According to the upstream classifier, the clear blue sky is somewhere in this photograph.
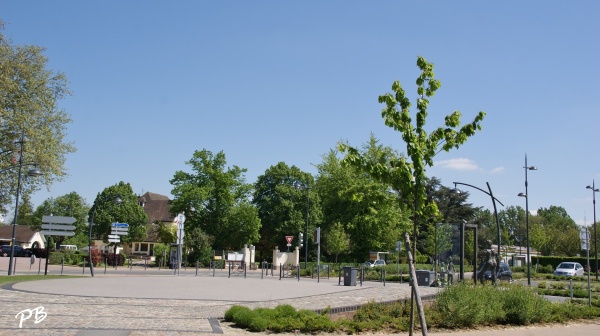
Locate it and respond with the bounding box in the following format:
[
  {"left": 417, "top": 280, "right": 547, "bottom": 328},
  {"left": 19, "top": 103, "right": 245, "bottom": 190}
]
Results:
[{"left": 1, "top": 1, "right": 599, "bottom": 226}]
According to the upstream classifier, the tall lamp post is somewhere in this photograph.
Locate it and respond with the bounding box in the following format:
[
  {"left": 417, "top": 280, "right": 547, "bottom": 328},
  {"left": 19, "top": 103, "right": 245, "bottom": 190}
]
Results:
[
  {"left": 3, "top": 134, "right": 43, "bottom": 275},
  {"left": 452, "top": 181, "right": 504, "bottom": 279},
  {"left": 586, "top": 181, "right": 599, "bottom": 281},
  {"left": 293, "top": 181, "right": 309, "bottom": 269},
  {"left": 517, "top": 154, "right": 537, "bottom": 286},
  {"left": 88, "top": 196, "right": 122, "bottom": 277}
]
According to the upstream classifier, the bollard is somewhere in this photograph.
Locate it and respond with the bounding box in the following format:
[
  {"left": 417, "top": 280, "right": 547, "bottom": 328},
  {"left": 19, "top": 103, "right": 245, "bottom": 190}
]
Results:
[
  {"left": 83, "top": 259, "right": 86, "bottom": 274},
  {"left": 360, "top": 266, "right": 364, "bottom": 287},
  {"left": 104, "top": 256, "right": 107, "bottom": 274},
  {"left": 338, "top": 267, "right": 342, "bottom": 285},
  {"left": 195, "top": 261, "right": 198, "bottom": 276},
  {"left": 297, "top": 264, "right": 300, "bottom": 281},
  {"left": 145, "top": 258, "right": 148, "bottom": 271},
  {"left": 129, "top": 257, "right": 133, "bottom": 271},
  {"left": 570, "top": 279, "right": 573, "bottom": 299},
  {"left": 61, "top": 257, "right": 64, "bottom": 275},
  {"left": 38, "top": 257, "right": 42, "bottom": 275},
  {"left": 400, "top": 269, "right": 403, "bottom": 284},
  {"left": 311, "top": 265, "right": 314, "bottom": 279},
  {"left": 383, "top": 268, "right": 386, "bottom": 287},
  {"left": 13, "top": 258, "right": 17, "bottom": 275},
  {"left": 244, "top": 262, "right": 247, "bottom": 278},
  {"left": 228, "top": 261, "right": 231, "bottom": 278},
  {"left": 213, "top": 262, "right": 216, "bottom": 277},
  {"left": 279, "top": 264, "right": 282, "bottom": 280}
]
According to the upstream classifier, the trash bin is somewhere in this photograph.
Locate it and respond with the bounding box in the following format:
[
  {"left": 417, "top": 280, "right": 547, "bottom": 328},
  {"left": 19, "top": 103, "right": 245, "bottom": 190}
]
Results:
[
  {"left": 415, "top": 270, "right": 436, "bottom": 286},
  {"left": 343, "top": 266, "right": 357, "bottom": 286}
]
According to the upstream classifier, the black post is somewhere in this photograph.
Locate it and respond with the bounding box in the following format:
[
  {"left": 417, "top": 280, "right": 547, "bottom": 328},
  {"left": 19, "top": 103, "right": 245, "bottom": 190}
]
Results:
[
  {"left": 8, "top": 136, "right": 25, "bottom": 276},
  {"left": 459, "top": 222, "right": 464, "bottom": 282}
]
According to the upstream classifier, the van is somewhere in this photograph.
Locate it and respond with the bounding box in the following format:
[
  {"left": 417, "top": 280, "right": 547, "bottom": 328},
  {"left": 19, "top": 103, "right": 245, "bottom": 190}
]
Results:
[{"left": 59, "top": 245, "right": 78, "bottom": 251}]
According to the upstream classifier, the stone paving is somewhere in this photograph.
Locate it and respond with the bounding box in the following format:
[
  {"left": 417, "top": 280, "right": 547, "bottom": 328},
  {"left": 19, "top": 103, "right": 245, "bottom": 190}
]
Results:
[{"left": 0, "top": 260, "right": 440, "bottom": 335}]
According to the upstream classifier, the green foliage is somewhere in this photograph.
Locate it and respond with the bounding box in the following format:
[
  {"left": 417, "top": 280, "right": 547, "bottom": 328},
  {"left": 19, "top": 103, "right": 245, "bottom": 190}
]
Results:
[
  {"left": 435, "top": 283, "right": 505, "bottom": 327},
  {"left": 153, "top": 243, "right": 168, "bottom": 266},
  {"left": 31, "top": 192, "right": 91, "bottom": 246},
  {"left": 323, "top": 221, "right": 350, "bottom": 263},
  {"left": 170, "top": 149, "right": 260, "bottom": 251},
  {"left": 224, "top": 304, "right": 337, "bottom": 333},
  {"left": 339, "top": 56, "right": 485, "bottom": 257},
  {"left": 48, "top": 251, "right": 84, "bottom": 265},
  {"left": 252, "top": 162, "right": 320, "bottom": 255},
  {"left": 89, "top": 182, "right": 148, "bottom": 243}
]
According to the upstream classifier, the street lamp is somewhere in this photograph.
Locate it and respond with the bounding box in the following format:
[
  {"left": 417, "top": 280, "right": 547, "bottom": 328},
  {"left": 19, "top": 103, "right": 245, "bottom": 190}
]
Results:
[
  {"left": 293, "top": 181, "right": 309, "bottom": 269},
  {"left": 88, "top": 196, "right": 122, "bottom": 277},
  {"left": 2, "top": 135, "right": 43, "bottom": 275},
  {"left": 518, "top": 154, "right": 537, "bottom": 286},
  {"left": 586, "top": 181, "right": 599, "bottom": 281},
  {"left": 452, "top": 181, "right": 504, "bottom": 280}
]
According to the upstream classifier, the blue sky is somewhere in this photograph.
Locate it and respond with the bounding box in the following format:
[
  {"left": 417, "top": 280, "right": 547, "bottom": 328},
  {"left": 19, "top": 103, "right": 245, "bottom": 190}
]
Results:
[{"left": 1, "top": 1, "right": 599, "bottom": 226}]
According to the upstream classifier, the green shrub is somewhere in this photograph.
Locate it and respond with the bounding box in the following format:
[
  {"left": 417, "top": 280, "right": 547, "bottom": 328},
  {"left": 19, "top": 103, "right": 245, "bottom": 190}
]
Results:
[
  {"left": 537, "top": 281, "right": 547, "bottom": 289},
  {"left": 434, "top": 283, "right": 504, "bottom": 328},
  {"left": 501, "top": 284, "right": 551, "bottom": 324}
]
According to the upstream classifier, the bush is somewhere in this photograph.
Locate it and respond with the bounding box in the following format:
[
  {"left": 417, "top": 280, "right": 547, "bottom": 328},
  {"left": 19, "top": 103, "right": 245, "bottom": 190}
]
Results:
[
  {"left": 501, "top": 284, "right": 551, "bottom": 324},
  {"left": 434, "top": 283, "right": 504, "bottom": 328}
]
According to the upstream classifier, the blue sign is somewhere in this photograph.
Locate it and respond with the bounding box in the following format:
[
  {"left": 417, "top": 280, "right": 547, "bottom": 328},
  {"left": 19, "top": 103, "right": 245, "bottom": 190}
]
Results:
[{"left": 111, "top": 222, "right": 129, "bottom": 228}]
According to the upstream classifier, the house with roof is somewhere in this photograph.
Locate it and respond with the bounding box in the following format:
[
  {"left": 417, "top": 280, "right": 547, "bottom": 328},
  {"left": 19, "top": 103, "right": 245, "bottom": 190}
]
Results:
[
  {"left": 0, "top": 225, "right": 45, "bottom": 249},
  {"left": 123, "top": 192, "right": 176, "bottom": 258}
]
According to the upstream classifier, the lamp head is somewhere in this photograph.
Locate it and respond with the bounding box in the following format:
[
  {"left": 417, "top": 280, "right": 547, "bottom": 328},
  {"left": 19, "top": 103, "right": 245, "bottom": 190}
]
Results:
[
  {"left": 27, "top": 168, "right": 43, "bottom": 177},
  {"left": 527, "top": 166, "right": 537, "bottom": 171},
  {"left": 518, "top": 192, "right": 527, "bottom": 198}
]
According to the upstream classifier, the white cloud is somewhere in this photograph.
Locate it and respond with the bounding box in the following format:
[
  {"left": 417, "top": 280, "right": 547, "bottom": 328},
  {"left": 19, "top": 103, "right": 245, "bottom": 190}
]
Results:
[
  {"left": 489, "top": 167, "right": 506, "bottom": 174},
  {"left": 435, "top": 158, "right": 479, "bottom": 171}
]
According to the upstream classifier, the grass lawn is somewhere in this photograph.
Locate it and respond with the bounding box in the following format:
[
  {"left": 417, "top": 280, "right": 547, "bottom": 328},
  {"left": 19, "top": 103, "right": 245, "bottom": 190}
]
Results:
[{"left": 0, "top": 275, "right": 83, "bottom": 285}]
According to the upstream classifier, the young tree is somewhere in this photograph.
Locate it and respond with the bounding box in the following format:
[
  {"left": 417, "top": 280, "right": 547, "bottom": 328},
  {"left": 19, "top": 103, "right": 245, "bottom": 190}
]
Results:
[
  {"left": 170, "top": 149, "right": 260, "bottom": 251},
  {"left": 0, "top": 22, "right": 75, "bottom": 213},
  {"left": 339, "top": 56, "right": 486, "bottom": 256},
  {"left": 323, "top": 221, "right": 350, "bottom": 263}
]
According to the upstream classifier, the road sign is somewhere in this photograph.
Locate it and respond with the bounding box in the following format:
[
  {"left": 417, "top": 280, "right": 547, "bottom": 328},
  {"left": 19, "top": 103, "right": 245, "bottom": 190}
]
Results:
[
  {"left": 42, "top": 215, "right": 76, "bottom": 225},
  {"left": 285, "top": 236, "right": 293, "bottom": 245},
  {"left": 111, "top": 231, "right": 128, "bottom": 236},
  {"left": 111, "top": 223, "right": 129, "bottom": 228},
  {"left": 40, "top": 230, "right": 75, "bottom": 237},
  {"left": 108, "top": 238, "right": 120, "bottom": 243},
  {"left": 108, "top": 235, "right": 119, "bottom": 239},
  {"left": 41, "top": 224, "right": 76, "bottom": 231},
  {"left": 396, "top": 241, "right": 402, "bottom": 252},
  {"left": 580, "top": 229, "right": 589, "bottom": 241}
]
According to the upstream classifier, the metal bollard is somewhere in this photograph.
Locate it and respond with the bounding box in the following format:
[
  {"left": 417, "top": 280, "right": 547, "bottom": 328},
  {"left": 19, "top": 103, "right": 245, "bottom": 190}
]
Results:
[
  {"left": 244, "top": 262, "right": 247, "bottom": 278},
  {"left": 195, "top": 261, "right": 198, "bottom": 276},
  {"left": 338, "top": 267, "right": 342, "bottom": 285},
  {"left": 279, "top": 263, "right": 282, "bottom": 280},
  {"left": 297, "top": 264, "right": 300, "bottom": 281},
  {"left": 83, "top": 259, "right": 86, "bottom": 274},
  {"left": 61, "top": 257, "right": 64, "bottom": 275},
  {"left": 129, "top": 257, "right": 133, "bottom": 270},
  {"left": 104, "top": 256, "right": 107, "bottom": 274},
  {"left": 38, "top": 257, "right": 42, "bottom": 275},
  {"left": 383, "top": 268, "right": 386, "bottom": 287},
  {"left": 145, "top": 258, "right": 148, "bottom": 271}
]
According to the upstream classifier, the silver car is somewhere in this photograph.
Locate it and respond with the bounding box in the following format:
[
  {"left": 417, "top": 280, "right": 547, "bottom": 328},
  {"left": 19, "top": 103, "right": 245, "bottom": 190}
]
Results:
[{"left": 553, "top": 262, "right": 584, "bottom": 277}]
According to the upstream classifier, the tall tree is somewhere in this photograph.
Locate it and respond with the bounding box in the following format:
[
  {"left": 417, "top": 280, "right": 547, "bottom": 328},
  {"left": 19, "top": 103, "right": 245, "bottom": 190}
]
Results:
[
  {"left": 32, "top": 192, "right": 90, "bottom": 247},
  {"left": 316, "top": 138, "right": 410, "bottom": 260},
  {"left": 0, "top": 22, "right": 75, "bottom": 213},
  {"left": 170, "top": 149, "right": 260, "bottom": 251},
  {"left": 89, "top": 182, "right": 148, "bottom": 244},
  {"left": 252, "top": 162, "right": 321, "bottom": 259},
  {"left": 323, "top": 221, "right": 350, "bottom": 263},
  {"left": 339, "top": 56, "right": 486, "bottom": 257}
]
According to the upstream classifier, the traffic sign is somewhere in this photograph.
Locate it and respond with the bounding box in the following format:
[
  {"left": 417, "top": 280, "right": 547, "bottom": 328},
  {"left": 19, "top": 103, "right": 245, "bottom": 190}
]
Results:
[
  {"left": 111, "top": 231, "right": 128, "bottom": 236},
  {"left": 42, "top": 215, "right": 76, "bottom": 225},
  {"left": 111, "top": 223, "right": 129, "bottom": 228},
  {"left": 40, "top": 230, "right": 75, "bottom": 237},
  {"left": 285, "top": 236, "right": 293, "bottom": 244},
  {"left": 108, "top": 235, "right": 120, "bottom": 239},
  {"left": 108, "top": 238, "right": 120, "bottom": 243},
  {"left": 41, "top": 224, "right": 76, "bottom": 231}
]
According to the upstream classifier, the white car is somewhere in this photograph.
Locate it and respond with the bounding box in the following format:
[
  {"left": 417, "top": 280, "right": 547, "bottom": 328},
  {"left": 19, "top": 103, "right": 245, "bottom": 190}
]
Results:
[
  {"left": 553, "top": 262, "right": 584, "bottom": 277},
  {"left": 372, "top": 259, "right": 386, "bottom": 267}
]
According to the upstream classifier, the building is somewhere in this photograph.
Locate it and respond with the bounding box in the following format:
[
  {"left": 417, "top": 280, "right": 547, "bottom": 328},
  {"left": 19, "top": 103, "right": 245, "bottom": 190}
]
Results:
[{"left": 0, "top": 225, "right": 45, "bottom": 249}]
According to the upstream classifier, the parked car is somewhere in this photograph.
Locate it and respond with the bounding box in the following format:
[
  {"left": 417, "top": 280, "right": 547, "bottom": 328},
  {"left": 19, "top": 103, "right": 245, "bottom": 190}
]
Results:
[
  {"left": 372, "top": 259, "right": 386, "bottom": 267},
  {"left": 1, "top": 245, "right": 33, "bottom": 257},
  {"left": 363, "top": 260, "right": 374, "bottom": 268},
  {"left": 477, "top": 262, "right": 513, "bottom": 282},
  {"left": 553, "top": 262, "right": 585, "bottom": 277}
]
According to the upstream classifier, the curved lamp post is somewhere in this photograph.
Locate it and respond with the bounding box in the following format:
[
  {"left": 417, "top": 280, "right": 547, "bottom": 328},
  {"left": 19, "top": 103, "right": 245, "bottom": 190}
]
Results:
[
  {"left": 88, "top": 196, "right": 122, "bottom": 277},
  {"left": 452, "top": 181, "right": 504, "bottom": 277},
  {"left": 517, "top": 154, "right": 537, "bottom": 286},
  {"left": 586, "top": 181, "right": 599, "bottom": 281},
  {"left": 2, "top": 135, "right": 43, "bottom": 275},
  {"left": 293, "top": 181, "right": 309, "bottom": 269}
]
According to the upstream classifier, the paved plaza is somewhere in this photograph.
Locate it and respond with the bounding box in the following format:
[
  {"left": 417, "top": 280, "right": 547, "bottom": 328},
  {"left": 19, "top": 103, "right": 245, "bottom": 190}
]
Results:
[{"left": 0, "top": 257, "right": 599, "bottom": 335}]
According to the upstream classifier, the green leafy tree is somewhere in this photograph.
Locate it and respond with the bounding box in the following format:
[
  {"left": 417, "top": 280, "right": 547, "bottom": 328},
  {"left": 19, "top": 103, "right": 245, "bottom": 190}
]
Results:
[
  {"left": 339, "top": 56, "right": 486, "bottom": 257},
  {"left": 184, "top": 227, "right": 214, "bottom": 266},
  {"left": 31, "top": 192, "right": 90, "bottom": 247},
  {"left": 316, "top": 139, "right": 410, "bottom": 260},
  {"left": 16, "top": 194, "right": 35, "bottom": 226},
  {"left": 252, "top": 162, "right": 321, "bottom": 259},
  {"left": 170, "top": 149, "right": 260, "bottom": 251},
  {"left": 323, "top": 221, "right": 350, "bottom": 263},
  {"left": 89, "top": 182, "right": 148, "bottom": 244},
  {"left": 0, "top": 22, "right": 75, "bottom": 213}
]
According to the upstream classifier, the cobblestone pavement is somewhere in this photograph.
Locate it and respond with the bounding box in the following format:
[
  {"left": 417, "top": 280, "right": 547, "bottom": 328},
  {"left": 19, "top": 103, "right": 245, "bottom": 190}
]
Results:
[{"left": 0, "top": 261, "right": 440, "bottom": 335}]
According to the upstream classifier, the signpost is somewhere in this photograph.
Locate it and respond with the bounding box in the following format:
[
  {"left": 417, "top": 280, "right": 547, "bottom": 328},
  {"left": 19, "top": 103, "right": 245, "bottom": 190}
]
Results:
[
  {"left": 581, "top": 228, "right": 592, "bottom": 305},
  {"left": 110, "top": 223, "right": 129, "bottom": 268},
  {"left": 40, "top": 215, "right": 77, "bottom": 275},
  {"left": 285, "top": 236, "right": 293, "bottom": 252},
  {"left": 176, "top": 214, "right": 185, "bottom": 276}
]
